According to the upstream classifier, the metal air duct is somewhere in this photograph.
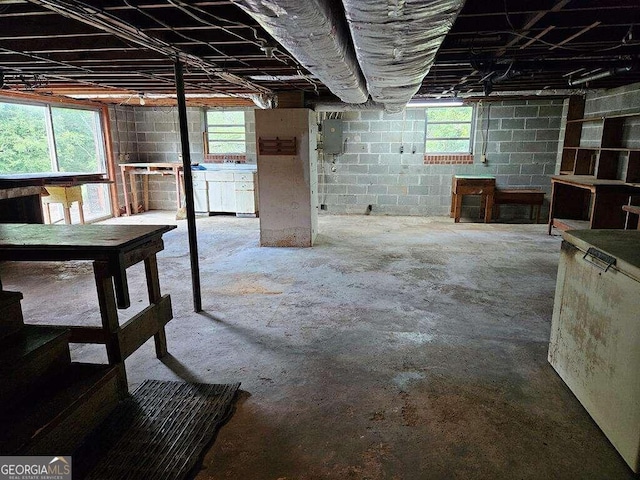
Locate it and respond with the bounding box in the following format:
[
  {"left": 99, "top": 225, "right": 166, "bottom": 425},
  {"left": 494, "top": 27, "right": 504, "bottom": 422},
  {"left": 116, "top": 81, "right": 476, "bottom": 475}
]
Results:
[
  {"left": 342, "top": 0, "right": 465, "bottom": 113},
  {"left": 231, "top": 0, "right": 369, "bottom": 104}
]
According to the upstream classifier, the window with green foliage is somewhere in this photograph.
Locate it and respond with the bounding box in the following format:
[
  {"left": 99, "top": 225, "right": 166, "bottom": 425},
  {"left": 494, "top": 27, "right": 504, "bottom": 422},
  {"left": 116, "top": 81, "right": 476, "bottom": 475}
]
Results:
[
  {"left": 425, "top": 106, "right": 474, "bottom": 154},
  {"left": 205, "top": 110, "right": 246, "bottom": 154},
  {"left": 0, "top": 99, "right": 110, "bottom": 222}
]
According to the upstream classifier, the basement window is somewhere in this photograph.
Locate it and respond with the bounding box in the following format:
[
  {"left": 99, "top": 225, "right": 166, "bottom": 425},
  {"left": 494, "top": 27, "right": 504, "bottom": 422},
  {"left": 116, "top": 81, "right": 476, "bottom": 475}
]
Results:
[
  {"left": 0, "top": 99, "right": 111, "bottom": 222},
  {"left": 424, "top": 106, "right": 474, "bottom": 154},
  {"left": 205, "top": 110, "right": 246, "bottom": 154}
]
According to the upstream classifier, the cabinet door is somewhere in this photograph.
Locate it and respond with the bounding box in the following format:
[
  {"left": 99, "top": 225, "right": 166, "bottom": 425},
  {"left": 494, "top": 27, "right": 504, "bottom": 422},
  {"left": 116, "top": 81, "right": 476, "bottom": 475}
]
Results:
[
  {"left": 208, "top": 182, "right": 224, "bottom": 211},
  {"left": 220, "top": 181, "right": 236, "bottom": 212},
  {"left": 235, "top": 190, "right": 256, "bottom": 214},
  {"left": 193, "top": 188, "right": 208, "bottom": 212}
]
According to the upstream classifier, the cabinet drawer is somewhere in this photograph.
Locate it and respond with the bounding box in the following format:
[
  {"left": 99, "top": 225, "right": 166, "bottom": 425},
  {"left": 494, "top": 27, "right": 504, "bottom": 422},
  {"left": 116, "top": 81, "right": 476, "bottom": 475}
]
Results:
[
  {"left": 192, "top": 179, "right": 207, "bottom": 190},
  {"left": 233, "top": 172, "right": 255, "bottom": 182},
  {"left": 235, "top": 182, "right": 254, "bottom": 191},
  {"left": 205, "top": 171, "right": 235, "bottom": 182}
]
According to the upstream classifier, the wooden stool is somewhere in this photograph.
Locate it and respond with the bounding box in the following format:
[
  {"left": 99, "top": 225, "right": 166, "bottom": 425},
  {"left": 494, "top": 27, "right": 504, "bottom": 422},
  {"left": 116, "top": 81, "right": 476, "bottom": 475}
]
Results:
[{"left": 41, "top": 185, "right": 85, "bottom": 224}]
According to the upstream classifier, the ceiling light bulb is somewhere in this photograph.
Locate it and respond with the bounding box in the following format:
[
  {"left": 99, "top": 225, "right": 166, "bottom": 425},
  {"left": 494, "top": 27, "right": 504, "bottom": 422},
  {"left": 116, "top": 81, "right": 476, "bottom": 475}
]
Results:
[{"left": 139, "top": 94, "right": 146, "bottom": 106}]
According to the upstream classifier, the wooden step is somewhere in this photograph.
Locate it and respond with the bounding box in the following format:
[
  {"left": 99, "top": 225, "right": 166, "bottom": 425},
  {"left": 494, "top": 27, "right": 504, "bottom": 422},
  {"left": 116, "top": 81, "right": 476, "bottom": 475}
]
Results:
[
  {"left": 0, "top": 290, "right": 25, "bottom": 336},
  {"left": 0, "top": 325, "right": 71, "bottom": 410},
  {"left": 0, "top": 363, "right": 123, "bottom": 455}
]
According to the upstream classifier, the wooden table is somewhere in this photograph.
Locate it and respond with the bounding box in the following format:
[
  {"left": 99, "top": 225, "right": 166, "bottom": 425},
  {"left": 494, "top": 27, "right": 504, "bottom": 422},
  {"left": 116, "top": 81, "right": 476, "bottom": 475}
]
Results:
[
  {"left": 450, "top": 175, "right": 495, "bottom": 223},
  {"left": 120, "top": 163, "right": 182, "bottom": 215},
  {"left": 0, "top": 172, "right": 110, "bottom": 224},
  {"left": 0, "top": 224, "right": 176, "bottom": 385},
  {"left": 548, "top": 175, "right": 640, "bottom": 234}
]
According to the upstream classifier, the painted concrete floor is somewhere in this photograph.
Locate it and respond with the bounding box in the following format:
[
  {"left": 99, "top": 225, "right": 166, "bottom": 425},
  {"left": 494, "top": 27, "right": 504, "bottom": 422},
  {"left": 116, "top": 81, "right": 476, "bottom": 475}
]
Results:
[{"left": 1, "top": 213, "right": 634, "bottom": 479}]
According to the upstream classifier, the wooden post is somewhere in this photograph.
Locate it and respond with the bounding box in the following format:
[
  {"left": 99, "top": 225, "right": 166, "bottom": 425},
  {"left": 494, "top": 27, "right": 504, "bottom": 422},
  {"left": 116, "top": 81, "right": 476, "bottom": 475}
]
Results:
[
  {"left": 174, "top": 60, "right": 202, "bottom": 312},
  {"left": 145, "top": 254, "right": 168, "bottom": 358}
]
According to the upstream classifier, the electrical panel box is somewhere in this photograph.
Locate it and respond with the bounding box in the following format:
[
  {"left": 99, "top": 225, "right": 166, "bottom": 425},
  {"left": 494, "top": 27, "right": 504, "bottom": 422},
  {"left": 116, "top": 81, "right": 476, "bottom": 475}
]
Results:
[{"left": 322, "top": 119, "right": 343, "bottom": 154}]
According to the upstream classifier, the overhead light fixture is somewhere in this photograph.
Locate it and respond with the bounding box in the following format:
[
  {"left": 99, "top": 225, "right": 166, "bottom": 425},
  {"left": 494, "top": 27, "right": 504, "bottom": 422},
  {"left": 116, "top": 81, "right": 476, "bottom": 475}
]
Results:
[
  {"left": 407, "top": 98, "right": 464, "bottom": 108},
  {"left": 138, "top": 93, "right": 146, "bottom": 106}
]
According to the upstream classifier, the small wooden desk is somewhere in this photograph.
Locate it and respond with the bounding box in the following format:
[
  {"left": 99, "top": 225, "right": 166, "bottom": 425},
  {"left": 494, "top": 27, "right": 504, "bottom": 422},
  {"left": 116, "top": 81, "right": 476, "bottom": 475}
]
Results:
[
  {"left": 0, "top": 224, "right": 176, "bottom": 384},
  {"left": 120, "top": 163, "right": 182, "bottom": 215},
  {"left": 450, "top": 175, "right": 495, "bottom": 223}
]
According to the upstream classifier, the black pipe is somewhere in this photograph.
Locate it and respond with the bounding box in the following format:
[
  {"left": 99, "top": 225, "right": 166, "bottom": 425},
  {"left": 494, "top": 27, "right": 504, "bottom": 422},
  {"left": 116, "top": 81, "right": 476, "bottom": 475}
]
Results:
[{"left": 174, "top": 60, "right": 202, "bottom": 312}]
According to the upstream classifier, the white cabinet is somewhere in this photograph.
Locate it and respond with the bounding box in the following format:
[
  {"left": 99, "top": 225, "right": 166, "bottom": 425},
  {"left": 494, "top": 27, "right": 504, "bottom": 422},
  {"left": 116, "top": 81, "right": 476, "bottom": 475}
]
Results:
[
  {"left": 191, "top": 172, "right": 208, "bottom": 212},
  {"left": 234, "top": 172, "right": 258, "bottom": 215},
  {"left": 193, "top": 169, "right": 257, "bottom": 216}
]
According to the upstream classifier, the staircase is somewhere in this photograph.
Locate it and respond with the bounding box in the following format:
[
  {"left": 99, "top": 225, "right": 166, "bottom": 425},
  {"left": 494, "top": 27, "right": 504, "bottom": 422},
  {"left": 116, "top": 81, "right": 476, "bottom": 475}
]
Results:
[{"left": 0, "top": 290, "right": 124, "bottom": 455}]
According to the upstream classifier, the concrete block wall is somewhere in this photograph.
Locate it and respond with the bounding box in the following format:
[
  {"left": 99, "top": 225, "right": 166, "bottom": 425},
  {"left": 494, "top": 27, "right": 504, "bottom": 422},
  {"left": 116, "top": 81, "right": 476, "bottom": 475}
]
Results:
[
  {"left": 108, "top": 105, "right": 138, "bottom": 212},
  {"left": 107, "top": 105, "right": 204, "bottom": 211},
  {"left": 319, "top": 99, "right": 564, "bottom": 217},
  {"left": 135, "top": 106, "right": 203, "bottom": 210}
]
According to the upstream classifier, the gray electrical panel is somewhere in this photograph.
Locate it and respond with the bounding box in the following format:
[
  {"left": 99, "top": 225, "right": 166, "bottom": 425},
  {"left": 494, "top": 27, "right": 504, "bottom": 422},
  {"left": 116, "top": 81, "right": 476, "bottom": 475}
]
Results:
[{"left": 322, "top": 119, "right": 343, "bottom": 154}]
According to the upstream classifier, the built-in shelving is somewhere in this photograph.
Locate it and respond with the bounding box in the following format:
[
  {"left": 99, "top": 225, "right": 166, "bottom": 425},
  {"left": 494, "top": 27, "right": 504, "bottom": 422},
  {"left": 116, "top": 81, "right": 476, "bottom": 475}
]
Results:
[{"left": 549, "top": 97, "right": 640, "bottom": 234}]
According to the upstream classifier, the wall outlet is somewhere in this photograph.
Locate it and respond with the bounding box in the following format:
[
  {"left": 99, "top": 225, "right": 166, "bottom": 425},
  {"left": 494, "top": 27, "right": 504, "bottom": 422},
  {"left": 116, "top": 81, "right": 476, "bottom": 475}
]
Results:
[{"left": 481, "top": 154, "right": 487, "bottom": 164}]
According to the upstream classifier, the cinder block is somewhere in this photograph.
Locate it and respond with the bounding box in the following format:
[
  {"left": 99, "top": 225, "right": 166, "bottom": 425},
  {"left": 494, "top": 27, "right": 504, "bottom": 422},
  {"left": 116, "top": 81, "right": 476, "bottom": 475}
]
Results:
[
  {"left": 350, "top": 122, "right": 370, "bottom": 132},
  {"left": 515, "top": 106, "right": 539, "bottom": 117},
  {"left": 501, "top": 119, "right": 525, "bottom": 130},
  {"left": 497, "top": 164, "right": 521, "bottom": 174},
  {"left": 370, "top": 143, "right": 390, "bottom": 153},
  {"left": 368, "top": 165, "right": 389, "bottom": 174},
  {"left": 512, "top": 130, "right": 536, "bottom": 141},
  {"left": 398, "top": 195, "right": 419, "bottom": 206},
  {"left": 520, "top": 163, "right": 545, "bottom": 175},
  {"left": 360, "top": 111, "right": 381, "bottom": 121},
  {"left": 367, "top": 184, "right": 388, "bottom": 195},
  {"left": 378, "top": 194, "right": 399, "bottom": 205},
  {"left": 525, "top": 118, "right": 550, "bottom": 129}
]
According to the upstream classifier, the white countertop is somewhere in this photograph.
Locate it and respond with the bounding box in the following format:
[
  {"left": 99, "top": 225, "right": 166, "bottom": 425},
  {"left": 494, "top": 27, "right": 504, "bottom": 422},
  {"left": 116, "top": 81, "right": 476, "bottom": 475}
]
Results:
[{"left": 194, "top": 163, "right": 257, "bottom": 172}]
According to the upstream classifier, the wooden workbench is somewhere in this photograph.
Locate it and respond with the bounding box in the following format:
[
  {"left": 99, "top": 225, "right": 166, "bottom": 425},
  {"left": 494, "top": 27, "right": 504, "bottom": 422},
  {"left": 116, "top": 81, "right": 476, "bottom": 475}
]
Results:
[
  {"left": 120, "top": 163, "right": 182, "bottom": 215},
  {"left": 0, "top": 223, "right": 176, "bottom": 385},
  {"left": 0, "top": 172, "right": 111, "bottom": 223}
]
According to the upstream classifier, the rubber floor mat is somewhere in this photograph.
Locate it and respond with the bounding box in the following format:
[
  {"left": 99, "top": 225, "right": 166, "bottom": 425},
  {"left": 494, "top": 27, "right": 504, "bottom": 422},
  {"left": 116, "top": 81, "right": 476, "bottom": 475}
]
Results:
[{"left": 80, "top": 379, "right": 240, "bottom": 480}]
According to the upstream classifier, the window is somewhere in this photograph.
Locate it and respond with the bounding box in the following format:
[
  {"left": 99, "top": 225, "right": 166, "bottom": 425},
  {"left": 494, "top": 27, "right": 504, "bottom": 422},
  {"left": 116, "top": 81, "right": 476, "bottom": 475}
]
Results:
[
  {"left": 425, "top": 106, "right": 474, "bottom": 154},
  {"left": 0, "top": 99, "right": 110, "bottom": 222},
  {"left": 205, "top": 110, "right": 246, "bottom": 154}
]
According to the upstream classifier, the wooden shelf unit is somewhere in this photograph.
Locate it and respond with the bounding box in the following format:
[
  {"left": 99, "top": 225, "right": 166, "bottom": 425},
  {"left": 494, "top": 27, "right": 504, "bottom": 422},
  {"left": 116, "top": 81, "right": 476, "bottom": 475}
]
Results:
[{"left": 559, "top": 98, "right": 640, "bottom": 182}]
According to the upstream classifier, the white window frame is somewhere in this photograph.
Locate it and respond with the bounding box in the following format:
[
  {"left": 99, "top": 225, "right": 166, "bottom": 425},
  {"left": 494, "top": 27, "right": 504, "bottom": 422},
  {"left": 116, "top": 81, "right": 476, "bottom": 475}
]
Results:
[
  {"left": 424, "top": 105, "right": 476, "bottom": 154},
  {"left": 205, "top": 110, "right": 246, "bottom": 155}
]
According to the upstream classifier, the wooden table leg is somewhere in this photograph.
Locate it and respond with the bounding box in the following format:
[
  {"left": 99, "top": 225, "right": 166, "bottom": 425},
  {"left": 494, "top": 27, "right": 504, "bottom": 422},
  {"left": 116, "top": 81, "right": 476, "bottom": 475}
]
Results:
[
  {"left": 63, "top": 206, "right": 72, "bottom": 224},
  {"left": 174, "top": 167, "right": 182, "bottom": 209},
  {"left": 121, "top": 166, "right": 131, "bottom": 216},
  {"left": 144, "top": 253, "right": 168, "bottom": 358},
  {"left": 93, "top": 261, "right": 127, "bottom": 384},
  {"left": 454, "top": 193, "right": 462, "bottom": 223},
  {"left": 484, "top": 192, "right": 494, "bottom": 223},
  {"left": 143, "top": 176, "right": 149, "bottom": 212},
  {"left": 78, "top": 201, "right": 85, "bottom": 224},
  {"left": 130, "top": 172, "right": 139, "bottom": 214},
  {"left": 43, "top": 204, "right": 51, "bottom": 224}
]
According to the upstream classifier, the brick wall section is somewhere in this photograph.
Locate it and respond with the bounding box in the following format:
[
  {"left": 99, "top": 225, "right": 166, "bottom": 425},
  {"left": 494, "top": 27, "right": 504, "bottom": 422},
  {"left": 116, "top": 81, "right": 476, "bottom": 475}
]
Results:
[{"left": 319, "top": 99, "right": 564, "bottom": 217}]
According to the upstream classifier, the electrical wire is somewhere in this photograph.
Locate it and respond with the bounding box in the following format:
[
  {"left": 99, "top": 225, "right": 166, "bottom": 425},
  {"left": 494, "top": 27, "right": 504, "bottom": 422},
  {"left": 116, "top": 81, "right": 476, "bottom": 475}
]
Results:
[{"left": 163, "top": 0, "right": 320, "bottom": 92}]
